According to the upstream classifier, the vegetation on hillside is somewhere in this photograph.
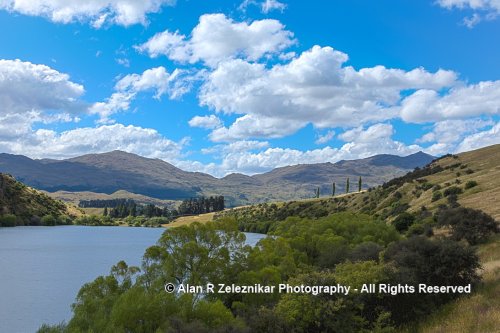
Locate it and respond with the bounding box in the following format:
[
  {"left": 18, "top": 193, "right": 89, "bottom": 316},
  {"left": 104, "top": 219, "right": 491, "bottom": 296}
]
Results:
[
  {"left": 0, "top": 173, "right": 75, "bottom": 227},
  {"left": 73, "top": 196, "right": 226, "bottom": 228}
]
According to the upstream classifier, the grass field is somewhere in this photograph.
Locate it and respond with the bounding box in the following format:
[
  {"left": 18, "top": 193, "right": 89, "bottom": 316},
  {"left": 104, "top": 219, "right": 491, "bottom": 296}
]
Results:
[{"left": 163, "top": 212, "right": 216, "bottom": 227}]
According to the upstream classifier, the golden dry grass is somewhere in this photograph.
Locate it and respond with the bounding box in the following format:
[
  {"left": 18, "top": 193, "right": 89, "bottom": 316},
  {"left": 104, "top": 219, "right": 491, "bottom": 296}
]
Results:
[
  {"left": 431, "top": 144, "right": 500, "bottom": 220},
  {"left": 164, "top": 212, "right": 216, "bottom": 228},
  {"left": 406, "top": 269, "right": 500, "bottom": 333}
]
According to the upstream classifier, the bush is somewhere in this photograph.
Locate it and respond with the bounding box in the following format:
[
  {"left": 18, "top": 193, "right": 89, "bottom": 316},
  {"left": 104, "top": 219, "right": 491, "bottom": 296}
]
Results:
[
  {"left": 384, "top": 236, "right": 480, "bottom": 323},
  {"left": 421, "top": 183, "right": 433, "bottom": 191},
  {"left": 437, "top": 207, "right": 499, "bottom": 245},
  {"left": 406, "top": 223, "right": 425, "bottom": 236},
  {"left": 464, "top": 180, "right": 478, "bottom": 189},
  {"left": 392, "top": 213, "right": 415, "bottom": 233},
  {"left": 443, "top": 186, "right": 463, "bottom": 197},
  {"left": 41, "top": 215, "right": 57, "bottom": 226},
  {"left": 348, "top": 241, "right": 383, "bottom": 262},
  {"left": 431, "top": 191, "right": 442, "bottom": 202},
  {"left": 0, "top": 214, "right": 17, "bottom": 227}
]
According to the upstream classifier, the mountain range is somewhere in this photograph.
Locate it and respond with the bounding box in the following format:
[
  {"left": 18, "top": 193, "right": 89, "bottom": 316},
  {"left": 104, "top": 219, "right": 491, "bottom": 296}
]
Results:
[{"left": 0, "top": 150, "right": 435, "bottom": 206}]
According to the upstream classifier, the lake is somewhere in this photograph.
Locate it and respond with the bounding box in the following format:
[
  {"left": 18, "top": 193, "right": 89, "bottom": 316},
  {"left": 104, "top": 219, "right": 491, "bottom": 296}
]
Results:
[{"left": 0, "top": 226, "right": 265, "bottom": 333}]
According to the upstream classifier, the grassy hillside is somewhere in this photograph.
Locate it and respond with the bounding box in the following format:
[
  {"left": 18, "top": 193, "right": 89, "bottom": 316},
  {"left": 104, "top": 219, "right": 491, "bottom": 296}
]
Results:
[
  {"left": 165, "top": 212, "right": 216, "bottom": 227},
  {"left": 212, "top": 144, "right": 500, "bottom": 332},
  {"left": 0, "top": 173, "right": 78, "bottom": 226},
  {"left": 217, "top": 144, "right": 500, "bottom": 231},
  {"left": 344, "top": 143, "right": 500, "bottom": 220}
]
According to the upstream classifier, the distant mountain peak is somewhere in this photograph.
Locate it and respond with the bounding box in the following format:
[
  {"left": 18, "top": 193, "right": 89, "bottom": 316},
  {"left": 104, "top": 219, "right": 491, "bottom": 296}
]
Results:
[{"left": 0, "top": 149, "right": 438, "bottom": 204}]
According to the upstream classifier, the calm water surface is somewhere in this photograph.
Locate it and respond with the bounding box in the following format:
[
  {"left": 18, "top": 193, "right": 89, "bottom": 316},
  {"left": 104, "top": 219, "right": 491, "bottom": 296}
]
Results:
[{"left": 0, "top": 226, "right": 265, "bottom": 333}]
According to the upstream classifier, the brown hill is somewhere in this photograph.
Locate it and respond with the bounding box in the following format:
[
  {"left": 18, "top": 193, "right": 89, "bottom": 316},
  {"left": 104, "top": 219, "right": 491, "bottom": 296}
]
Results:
[{"left": 0, "top": 150, "right": 434, "bottom": 206}]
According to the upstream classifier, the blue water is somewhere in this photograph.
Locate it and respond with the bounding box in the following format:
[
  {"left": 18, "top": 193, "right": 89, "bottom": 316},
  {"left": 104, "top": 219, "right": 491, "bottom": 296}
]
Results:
[{"left": 0, "top": 226, "right": 265, "bottom": 333}]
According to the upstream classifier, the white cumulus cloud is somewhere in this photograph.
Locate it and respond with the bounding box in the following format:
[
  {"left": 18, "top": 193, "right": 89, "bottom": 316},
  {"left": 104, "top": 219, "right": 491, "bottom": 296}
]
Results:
[
  {"left": 184, "top": 123, "right": 422, "bottom": 176},
  {"left": 188, "top": 115, "right": 222, "bottom": 129},
  {"left": 400, "top": 81, "right": 500, "bottom": 123},
  {"left": 0, "top": 0, "right": 176, "bottom": 27},
  {"left": 90, "top": 66, "right": 192, "bottom": 122},
  {"left": 0, "top": 59, "right": 85, "bottom": 136},
  {"left": 239, "top": 0, "right": 287, "bottom": 13},
  {"left": 199, "top": 46, "right": 457, "bottom": 140},
  {"left": 315, "top": 130, "right": 335, "bottom": 145},
  {"left": 136, "top": 13, "right": 295, "bottom": 67},
  {"left": 456, "top": 121, "right": 500, "bottom": 153},
  {"left": 437, "top": 0, "right": 500, "bottom": 27},
  {"left": 0, "top": 59, "right": 85, "bottom": 116},
  {"left": 0, "top": 124, "right": 186, "bottom": 160}
]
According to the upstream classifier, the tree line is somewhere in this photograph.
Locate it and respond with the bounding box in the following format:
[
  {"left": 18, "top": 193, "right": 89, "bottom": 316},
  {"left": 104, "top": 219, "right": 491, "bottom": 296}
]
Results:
[
  {"left": 178, "top": 196, "right": 225, "bottom": 215},
  {"left": 78, "top": 196, "right": 225, "bottom": 219}
]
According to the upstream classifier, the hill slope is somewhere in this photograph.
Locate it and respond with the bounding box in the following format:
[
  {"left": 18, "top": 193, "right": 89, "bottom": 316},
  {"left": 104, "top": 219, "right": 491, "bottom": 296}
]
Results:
[
  {"left": 0, "top": 150, "right": 434, "bottom": 206},
  {"left": 347, "top": 143, "right": 500, "bottom": 220},
  {"left": 218, "top": 144, "right": 500, "bottom": 233},
  {"left": 0, "top": 173, "right": 75, "bottom": 225}
]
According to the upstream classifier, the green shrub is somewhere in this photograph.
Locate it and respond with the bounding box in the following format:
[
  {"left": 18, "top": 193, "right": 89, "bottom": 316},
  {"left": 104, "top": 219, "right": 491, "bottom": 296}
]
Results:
[
  {"left": 464, "top": 180, "right": 478, "bottom": 189},
  {"left": 431, "top": 191, "right": 442, "bottom": 202},
  {"left": 406, "top": 223, "right": 425, "bottom": 236},
  {"left": 0, "top": 214, "right": 17, "bottom": 227},
  {"left": 443, "top": 186, "right": 462, "bottom": 197},
  {"left": 437, "top": 207, "right": 499, "bottom": 245},
  {"left": 41, "top": 215, "right": 57, "bottom": 226},
  {"left": 392, "top": 212, "right": 415, "bottom": 233}
]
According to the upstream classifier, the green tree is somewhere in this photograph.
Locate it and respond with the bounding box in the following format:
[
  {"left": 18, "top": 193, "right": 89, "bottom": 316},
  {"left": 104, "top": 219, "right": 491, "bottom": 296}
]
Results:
[
  {"left": 358, "top": 176, "right": 362, "bottom": 192},
  {"left": 41, "top": 215, "right": 57, "bottom": 226},
  {"left": 332, "top": 182, "right": 336, "bottom": 196},
  {"left": 0, "top": 214, "right": 17, "bottom": 227},
  {"left": 103, "top": 206, "right": 108, "bottom": 216},
  {"left": 346, "top": 177, "right": 350, "bottom": 194},
  {"left": 437, "top": 207, "right": 498, "bottom": 245}
]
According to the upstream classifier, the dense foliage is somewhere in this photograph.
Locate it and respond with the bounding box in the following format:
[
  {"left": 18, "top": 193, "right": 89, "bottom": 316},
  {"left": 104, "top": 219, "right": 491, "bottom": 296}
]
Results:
[{"left": 39, "top": 213, "right": 483, "bottom": 333}]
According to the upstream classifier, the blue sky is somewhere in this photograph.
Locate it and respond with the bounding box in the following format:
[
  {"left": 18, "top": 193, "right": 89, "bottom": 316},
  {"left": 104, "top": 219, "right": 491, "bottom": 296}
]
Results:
[{"left": 0, "top": 0, "right": 499, "bottom": 176}]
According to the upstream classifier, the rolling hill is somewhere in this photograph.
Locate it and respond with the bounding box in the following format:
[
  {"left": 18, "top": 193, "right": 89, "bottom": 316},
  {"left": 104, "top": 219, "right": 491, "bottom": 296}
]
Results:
[
  {"left": 0, "top": 150, "right": 434, "bottom": 206},
  {"left": 0, "top": 173, "right": 77, "bottom": 225}
]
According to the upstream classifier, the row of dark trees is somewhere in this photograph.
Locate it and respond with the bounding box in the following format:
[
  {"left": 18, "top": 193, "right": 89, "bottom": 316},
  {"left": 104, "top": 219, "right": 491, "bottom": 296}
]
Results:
[
  {"left": 79, "top": 198, "right": 133, "bottom": 208},
  {"left": 103, "top": 201, "right": 174, "bottom": 219},
  {"left": 79, "top": 196, "right": 225, "bottom": 219},
  {"left": 315, "top": 176, "right": 363, "bottom": 198},
  {"left": 178, "top": 196, "right": 225, "bottom": 215}
]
